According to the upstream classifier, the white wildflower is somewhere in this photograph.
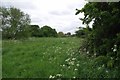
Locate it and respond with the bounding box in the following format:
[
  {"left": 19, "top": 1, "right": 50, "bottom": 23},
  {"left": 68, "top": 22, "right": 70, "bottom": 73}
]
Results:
[
  {"left": 76, "top": 64, "right": 80, "bottom": 66},
  {"left": 98, "top": 67, "right": 101, "bottom": 70},
  {"left": 68, "top": 66, "right": 70, "bottom": 69},
  {"left": 74, "top": 68, "right": 78, "bottom": 71},
  {"left": 111, "top": 47, "right": 113, "bottom": 50},
  {"left": 102, "top": 64, "right": 105, "bottom": 67},
  {"left": 56, "top": 74, "right": 62, "bottom": 77},
  {"left": 113, "top": 49, "right": 117, "bottom": 52},
  {"left": 52, "top": 76, "right": 55, "bottom": 78},
  {"left": 49, "top": 75, "right": 55, "bottom": 78},
  {"left": 49, "top": 75, "right": 52, "bottom": 78},
  {"left": 65, "top": 58, "right": 70, "bottom": 62},
  {"left": 114, "top": 45, "right": 117, "bottom": 47},
  {"left": 72, "top": 58, "right": 76, "bottom": 61},
  {"left": 92, "top": 56, "right": 94, "bottom": 58},
  {"left": 83, "top": 48, "right": 86, "bottom": 51},
  {"left": 94, "top": 53, "right": 96, "bottom": 56},
  {"left": 106, "top": 70, "right": 109, "bottom": 73},
  {"left": 116, "top": 58, "right": 118, "bottom": 60},
  {"left": 87, "top": 51, "right": 89, "bottom": 54},
  {"left": 69, "top": 61, "right": 74, "bottom": 65},
  {"left": 63, "top": 64, "right": 65, "bottom": 67},
  {"left": 110, "top": 57, "right": 113, "bottom": 60},
  {"left": 73, "top": 76, "right": 76, "bottom": 78}
]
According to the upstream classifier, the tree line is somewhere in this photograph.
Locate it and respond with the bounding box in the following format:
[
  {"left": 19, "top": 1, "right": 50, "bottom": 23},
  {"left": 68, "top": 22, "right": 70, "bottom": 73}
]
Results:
[{"left": 1, "top": 7, "right": 77, "bottom": 39}]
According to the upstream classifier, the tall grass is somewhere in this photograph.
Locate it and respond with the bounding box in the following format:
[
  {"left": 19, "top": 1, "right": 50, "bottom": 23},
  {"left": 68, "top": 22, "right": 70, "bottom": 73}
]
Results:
[
  {"left": 2, "top": 37, "right": 118, "bottom": 78},
  {"left": 2, "top": 37, "right": 81, "bottom": 78}
]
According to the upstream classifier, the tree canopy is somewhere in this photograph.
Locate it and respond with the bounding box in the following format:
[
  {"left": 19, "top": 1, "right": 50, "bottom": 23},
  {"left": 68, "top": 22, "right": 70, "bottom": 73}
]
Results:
[
  {"left": 76, "top": 2, "right": 120, "bottom": 68},
  {"left": 30, "top": 25, "right": 43, "bottom": 37},
  {"left": 1, "top": 7, "right": 31, "bottom": 39},
  {"left": 41, "top": 25, "right": 58, "bottom": 37},
  {"left": 58, "top": 32, "right": 65, "bottom": 37},
  {"left": 1, "top": 7, "right": 58, "bottom": 39}
]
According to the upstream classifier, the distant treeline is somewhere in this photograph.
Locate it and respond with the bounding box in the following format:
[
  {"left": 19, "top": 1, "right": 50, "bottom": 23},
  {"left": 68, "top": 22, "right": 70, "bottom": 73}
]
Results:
[
  {"left": 29, "top": 25, "right": 73, "bottom": 38},
  {"left": 1, "top": 7, "right": 79, "bottom": 40}
]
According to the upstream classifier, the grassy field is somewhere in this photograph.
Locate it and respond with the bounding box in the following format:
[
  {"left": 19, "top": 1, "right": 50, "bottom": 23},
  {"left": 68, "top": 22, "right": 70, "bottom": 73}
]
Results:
[
  {"left": 2, "top": 37, "right": 118, "bottom": 78},
  {"left": 2, "top": 37, "right": 83, "bottom": 78}
]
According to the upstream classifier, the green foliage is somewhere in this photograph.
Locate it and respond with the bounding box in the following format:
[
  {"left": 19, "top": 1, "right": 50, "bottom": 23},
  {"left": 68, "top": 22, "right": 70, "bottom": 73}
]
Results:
[
  {"left": 2, "top": 37, "right": 81, "bottom": 78},
  {"left": 76, "top": 2, "right": 120, "bottom": 69},
  {"left": 93, "top": 56, "right": 114, "bottom": 68},
  {"left": 94, "top": 56, "right": 108, "bottom": 66},
  {"left": 65, "top": 32, "right": 71, "bottom": 37},
  {"left": 1, "top": 7, "right": 58, "bottom": 39},
  {"left": 29, "top": 25, "right": 43, "bottom": 37},
  {"left": 41, "top": 25, "right": 58, "bottom": 37},
  {"left": 75, "top": 27, "right": 91, "bottom": 38},
  {"left": 58, "top": 32, "right": 65, "bottom": 37},
  {"left": 76, "top": 51, "right": 118, "bottom": 78},
  {"left": 2, "top": 37, "right": 119, "bottom": 78},
  {"left": 29, "top": 25, "right": 58, "bottom": 37},
  {"left": 75, "top": 29, "right": 85, "bottom": 38},
  {"left": 107, "top": 59, "right": 114, "bottom": 69},
  {"left": 1, "top": 7, "right": 31, "bottom": 39}
]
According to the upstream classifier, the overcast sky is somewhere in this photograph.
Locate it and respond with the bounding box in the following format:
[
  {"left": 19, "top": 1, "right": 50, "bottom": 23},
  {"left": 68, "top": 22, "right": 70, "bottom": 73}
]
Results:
[{"left": 1, "top": 0, "right": 88, "bottom": 34}]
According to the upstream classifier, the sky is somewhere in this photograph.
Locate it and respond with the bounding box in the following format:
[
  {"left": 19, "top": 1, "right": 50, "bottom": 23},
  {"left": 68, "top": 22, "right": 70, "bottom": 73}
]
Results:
[{"left": 1, "top": 0, "right": 88, "bottom": 34}]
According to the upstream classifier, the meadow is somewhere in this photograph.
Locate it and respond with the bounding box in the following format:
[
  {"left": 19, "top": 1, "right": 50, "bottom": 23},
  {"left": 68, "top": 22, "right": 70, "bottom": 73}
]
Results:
[
  {"left": 2, "top": 37, "right": 118, "bottom": 78},
  {"left": 2, "top": 37, "right": 82, "bottom": 78}
]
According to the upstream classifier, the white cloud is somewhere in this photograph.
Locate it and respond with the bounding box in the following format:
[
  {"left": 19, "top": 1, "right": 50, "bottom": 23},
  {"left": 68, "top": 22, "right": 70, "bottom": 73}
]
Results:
[{"left": 1, "top": 0, "right": 87, "bottom": 34}]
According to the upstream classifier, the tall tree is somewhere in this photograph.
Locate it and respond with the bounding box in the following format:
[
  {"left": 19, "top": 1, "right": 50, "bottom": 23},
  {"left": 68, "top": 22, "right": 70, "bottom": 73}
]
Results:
[
  {"left": 30, "top": 25, "right": 43, "bottom": 37},
  {"left": 1, "top": 7, "right": 31, "bottom": 39},
  {"left": 76, "top": 2, "right": 120, "bottom": 67},
  {"left": 58, "top": 32, "right": 65, "bottom": 37},
  {"left": 41, "top": 25, "right": 58, "bottom": 37},
  {"left": 65, "top": 32, "right": 71, "bottom": 37}
]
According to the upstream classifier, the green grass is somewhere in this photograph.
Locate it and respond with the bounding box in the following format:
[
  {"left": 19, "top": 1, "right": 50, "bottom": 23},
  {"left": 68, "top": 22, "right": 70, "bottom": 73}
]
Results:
[
  {"left": 2, "top": 37, "right": 82, "bottom": 78},
  {"left": 2, "top": 37, "right": 118, "bottom": 78}
]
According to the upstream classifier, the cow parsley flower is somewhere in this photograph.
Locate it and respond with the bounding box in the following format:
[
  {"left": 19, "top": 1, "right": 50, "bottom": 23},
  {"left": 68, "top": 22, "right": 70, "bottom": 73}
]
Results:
[
  {"left": 76, "top": 64, "right": 80, "bottom": 66},
  {"left": 49, "top": 75, "right": 52, "bottom": 78},
  {"left": 62, "top": 64, "right": 65, "bottom": 67},
  {"left": 106, "top": 70, "right": 109, "bottom": 73},
  {"left": 113, "top": 49, "right": 117, "bottom": 52},
  {"left": 56, "top": 74, "right": 62, "bottom": 77},
  {"left": 72, "top": 58, "right": 76, "bottom": 61},
  {"left": 73, "top": 76, "right": 76, "bottom": 78},
  {"left": 87, "top": 51, "right": 89, "bottom": 54},
  {"left": 74, "top": 68, "right": 78, "bottom": 71},
  {"left": 98, "top": 67, "right": 101, "bottom": 70}
]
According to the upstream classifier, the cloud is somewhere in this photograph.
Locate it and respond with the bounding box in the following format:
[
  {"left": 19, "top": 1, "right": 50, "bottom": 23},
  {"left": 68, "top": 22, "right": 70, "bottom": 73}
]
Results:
[
  {"left": 49, "top": 10, "right": 71, "bottom": 16},
  {"left": 1, "top": 0, "right": 87, "bottom": 34}
]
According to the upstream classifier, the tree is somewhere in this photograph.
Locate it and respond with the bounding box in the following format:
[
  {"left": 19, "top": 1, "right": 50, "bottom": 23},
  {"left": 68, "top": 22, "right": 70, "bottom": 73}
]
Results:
[
  {"left": 41, "top": 25, "right": 58, "bottom": 37},
  {"left": 30, "top": 25, "right": 43, "bottom": 37},
  {"left": 75, "top": 27, "right": 85, "bottom": 37},
  {"left": 76, "top": 2, "right": 120, "bottom": 67},
  {"left": 1, "top": 7, "right": 31, "bottom": 39},
  {"left": 75, "top": 26, "right": 91, "bottom": 38},
  {"left": 65, "top": 32, "right": 71, "bottom": 37},
  {"left": 58, "top": 32, "right": 65, "bottom": 37}
]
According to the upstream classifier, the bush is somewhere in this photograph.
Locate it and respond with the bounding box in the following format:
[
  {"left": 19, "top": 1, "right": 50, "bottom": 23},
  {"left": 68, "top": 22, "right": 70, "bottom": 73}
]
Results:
[{"left": 94, "top": 56, "right": 109, "bottom": 67}]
